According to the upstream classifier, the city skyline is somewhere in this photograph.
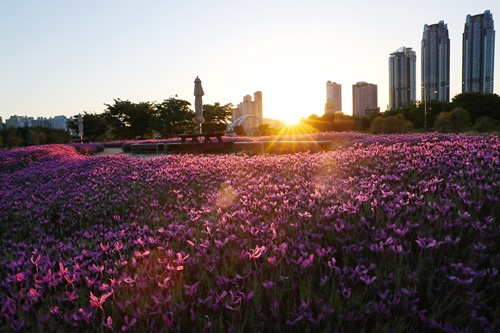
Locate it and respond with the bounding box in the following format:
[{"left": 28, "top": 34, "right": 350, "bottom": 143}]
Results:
[
  {"left": 1, "top": 1, "right": 499, "bottom": 123},
  {"left": 2, "top": 114, "right": 69, "bottom": 130}
]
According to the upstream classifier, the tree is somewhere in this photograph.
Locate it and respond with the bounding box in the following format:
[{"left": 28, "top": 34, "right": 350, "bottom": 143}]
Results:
[
  {"left": 0, "top": 126, "right": 71, "bottom": 147},
  {"left": 32, "top": 131, "right": 47, "bottom": 145},
  {"left": 452, "top": 92, "right": 500, "bottom": 123},
  {"left": 2, "top": 127, "right": 24, "bottom": 147},
  {"left": 385, "top": 114, "right": 413, "bottom": 133},
  {"left": 41, "top": 127, "right": 72, "bottom": 144},
  {"left": 67, "top": 112, "right": 109, "bottom": 142},
  {"left": 369, "top": 116, "right": 384, "bottom": 134},
  {"left": 234, "top": 125, "right": 246, "bottom": 136},
  {"left": 302, "top": 113, "right": 358, "bottom": 132},
  {"left": 473, "top": 116, "right": 499, "bottom": 133},
  {"left": 369, "top": 114, "right": 413, "bottom": 134},
  {"left": 383, "top": 101, "right": 452, "bottom": 131},
  {"left": 103, "top": 99, "right": 156, "bottom": 140},
  {"left": 414, "top": 100, "right": 452, "bottom": 130},
  {"left": 302, "top": 114, "right": 328, "bottom": 132},
  {"left": 448, "top": 107, "right": 471, "bottom": 133},
  {"left": 155, "top": 97, "right": 195, "bottom": 137},
  {"left": 353, "top": 115, "right": 374, "bottom": 132},
  {"left": 257, "top": 123, "right": 272, "bottom": 136},
  {"left": 434, "top": 112, "right": 452, "bottom": 133},
  {"left": 334, "top": 114, "right": 356, "bottom": 132},
  {"left": 434, "top": 107, "right": 470, "bottom": 133},
  {"left": 200, "top": 102, "right": 233, "bottom": 133}
]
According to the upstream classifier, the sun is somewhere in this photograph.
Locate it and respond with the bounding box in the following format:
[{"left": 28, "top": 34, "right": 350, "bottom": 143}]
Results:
[
  {"left": 275, "top": 116, "right": 317, "bottom": 138},
  {"left": 284, "top": 114, "right": 303, "bottom": 126}
]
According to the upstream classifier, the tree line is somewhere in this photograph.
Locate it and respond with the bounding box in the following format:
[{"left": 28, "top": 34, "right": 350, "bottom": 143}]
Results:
[
  {"left": 66, "top": 97, "right": 233, "bottom": 141},
  {"left": 301, "top": 92, "right": 500, "bottom": 134},
  {"left": 0, "top": 126, "right": 72, "bottom": 148},
  {"left": 2, "top": 92, "right": 499, "bottom": 148}
]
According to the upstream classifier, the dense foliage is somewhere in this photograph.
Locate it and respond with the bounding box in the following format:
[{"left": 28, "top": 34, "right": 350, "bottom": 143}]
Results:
[
  {"left": 0, "top": 134, "right": 499, "bottom": 332},
  {"left": 301, "top": 92, "right": 500, "bottom": 134},
  {"left": 66, "top": 98, "right": 233, "bottom": 141},
  {"left": 67, "top": 112, "right": 110, "bottom": 142},
  {"left": 0, "top": 126, "right": 72, "bottom": 148}
]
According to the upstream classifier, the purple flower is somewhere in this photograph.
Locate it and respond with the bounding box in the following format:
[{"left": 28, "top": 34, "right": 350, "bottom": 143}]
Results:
[
  {"left": 102, "top": 316, "right": 113, "bottom": 329},
  {"left": 360, "top": 275, "right": 377, "bottom": 285},
  {"left": 263, "top": 281, "right": 276, "bottom": 289},
  {"left": 286, "top": 314, "right": 303, "bottom": 326},
  {"left": 121, "top": 315, "right": 138, "bottom": 331},
  {"left": 10, "top": 318, "right": 24, "bottom": 332},
  {"left": 183, "top": 281, "right": 201, "bottom": 296},
  {"left": 73, "top": 307, "right": 93, "bottom": 323},
  {"left": 448, "top": 276, "right": 474, "bottom": 284}
]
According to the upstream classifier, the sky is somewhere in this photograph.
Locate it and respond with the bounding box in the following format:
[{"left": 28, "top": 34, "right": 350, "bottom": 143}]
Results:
[{"left": 1, "top": 0, "right": 500, "bottom": 124}]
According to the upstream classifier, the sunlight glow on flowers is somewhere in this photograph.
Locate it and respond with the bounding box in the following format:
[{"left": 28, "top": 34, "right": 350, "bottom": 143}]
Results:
[{"left": 0, "top": 134, "right": 499, "bottom": 332}]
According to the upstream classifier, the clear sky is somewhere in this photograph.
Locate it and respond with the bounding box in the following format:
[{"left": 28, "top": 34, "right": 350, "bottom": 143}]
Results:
[{"left": 1, "top": 0, "right": 499, "bottom": 123}]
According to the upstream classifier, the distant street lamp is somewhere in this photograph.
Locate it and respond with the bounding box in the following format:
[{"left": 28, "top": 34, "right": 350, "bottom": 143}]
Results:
[
  {"left": 424, "top": 89, "right": 427, "bottom": 133},
  {"left": 423, "top": 87, "right": 437, "bottom": 133},
  {"left": 28, "top": 120, "right": 33, "bottom": 145}
]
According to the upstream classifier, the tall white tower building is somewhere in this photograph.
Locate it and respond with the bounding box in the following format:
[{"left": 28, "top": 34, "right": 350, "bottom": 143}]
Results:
[
  {"left": 462, "top": 10, "right": 495, "bottom": 94},
  {"left": 389, "top": 46, "right": 417, "bottom": 110},
  {"left": 233, "top": 91, "right": 263, "bottom": 132},
  {"left": 352, "top": 82, "right": 379, "bottom": 117},
  {"left": 422, "top": 21, "right": 450, "bottom": 102},
  {"left": 325, "top": 81, "right": 342, "bottom": 114}
]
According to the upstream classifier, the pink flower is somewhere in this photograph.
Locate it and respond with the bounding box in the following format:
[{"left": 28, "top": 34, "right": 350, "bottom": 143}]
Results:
[
  {"left": 50, "top": 306, "right": 61, "bottom": 316},
  {"left": 267, "top": 256, "right": 279, "bottom": 266},
  {"left": 327, "top": 257, "right": 337, "bottom": 268},
  {"left": 134, "top": 250, "right": 150, "bottom": 258},
  {"left": 27, "top": 288, "right": 42, "bottom": 301},
  {"left": 99, "top": 242, "right": 109, "bottom": 252},
  {"left": 247, "top": 245, "right": 266, "bottom": 259},
  {"left": 14, "top": 272, "right": 25, "bottom": 282},
  {"left": 123, "top": 277, "right": 135, "bottom": 284},
  {"left": 30, "top": 254, "right": 41, "bottom": 266},
  {"left": 89, "top": 291, "right": 113, "bottom": 308}
]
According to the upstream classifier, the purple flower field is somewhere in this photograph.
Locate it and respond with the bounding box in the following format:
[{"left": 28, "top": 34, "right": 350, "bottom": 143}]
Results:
[{"left": 1, "top": 134, "right": 499, "bottom": 332}]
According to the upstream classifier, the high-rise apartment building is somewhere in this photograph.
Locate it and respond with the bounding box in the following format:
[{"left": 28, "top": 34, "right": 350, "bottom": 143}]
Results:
[
  {"left": 4, "top": 115, "right": 69, "bottom": 129},
  {"left": 52, "top": 115, "right": 69, "bottom": 130},
  {"left": 253, "top": 91, "right": 263, "bottom": 121},
  {"left": 462, "top": 10, "right": 495, "bottom": 94},
  {"left": 232, "top": 91, "right": 263, "bottom": 131},
  {"left": 422, "top": 21, "right": 450, "bottom": 102},
  {"left": 5, "top": 115, "right": 26, "bottom": 128},
  {"left": 352, "top": 82, "right": 379, "bottom": 117},
  {"left": 233, "top": 92, "right": 263, "bottom": 121},
  {"left": 325, "top": 81, "right": 342, "bottom": 114},
  {"left": 389, "top": 47, "right": 417, "bottom": 110}
]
